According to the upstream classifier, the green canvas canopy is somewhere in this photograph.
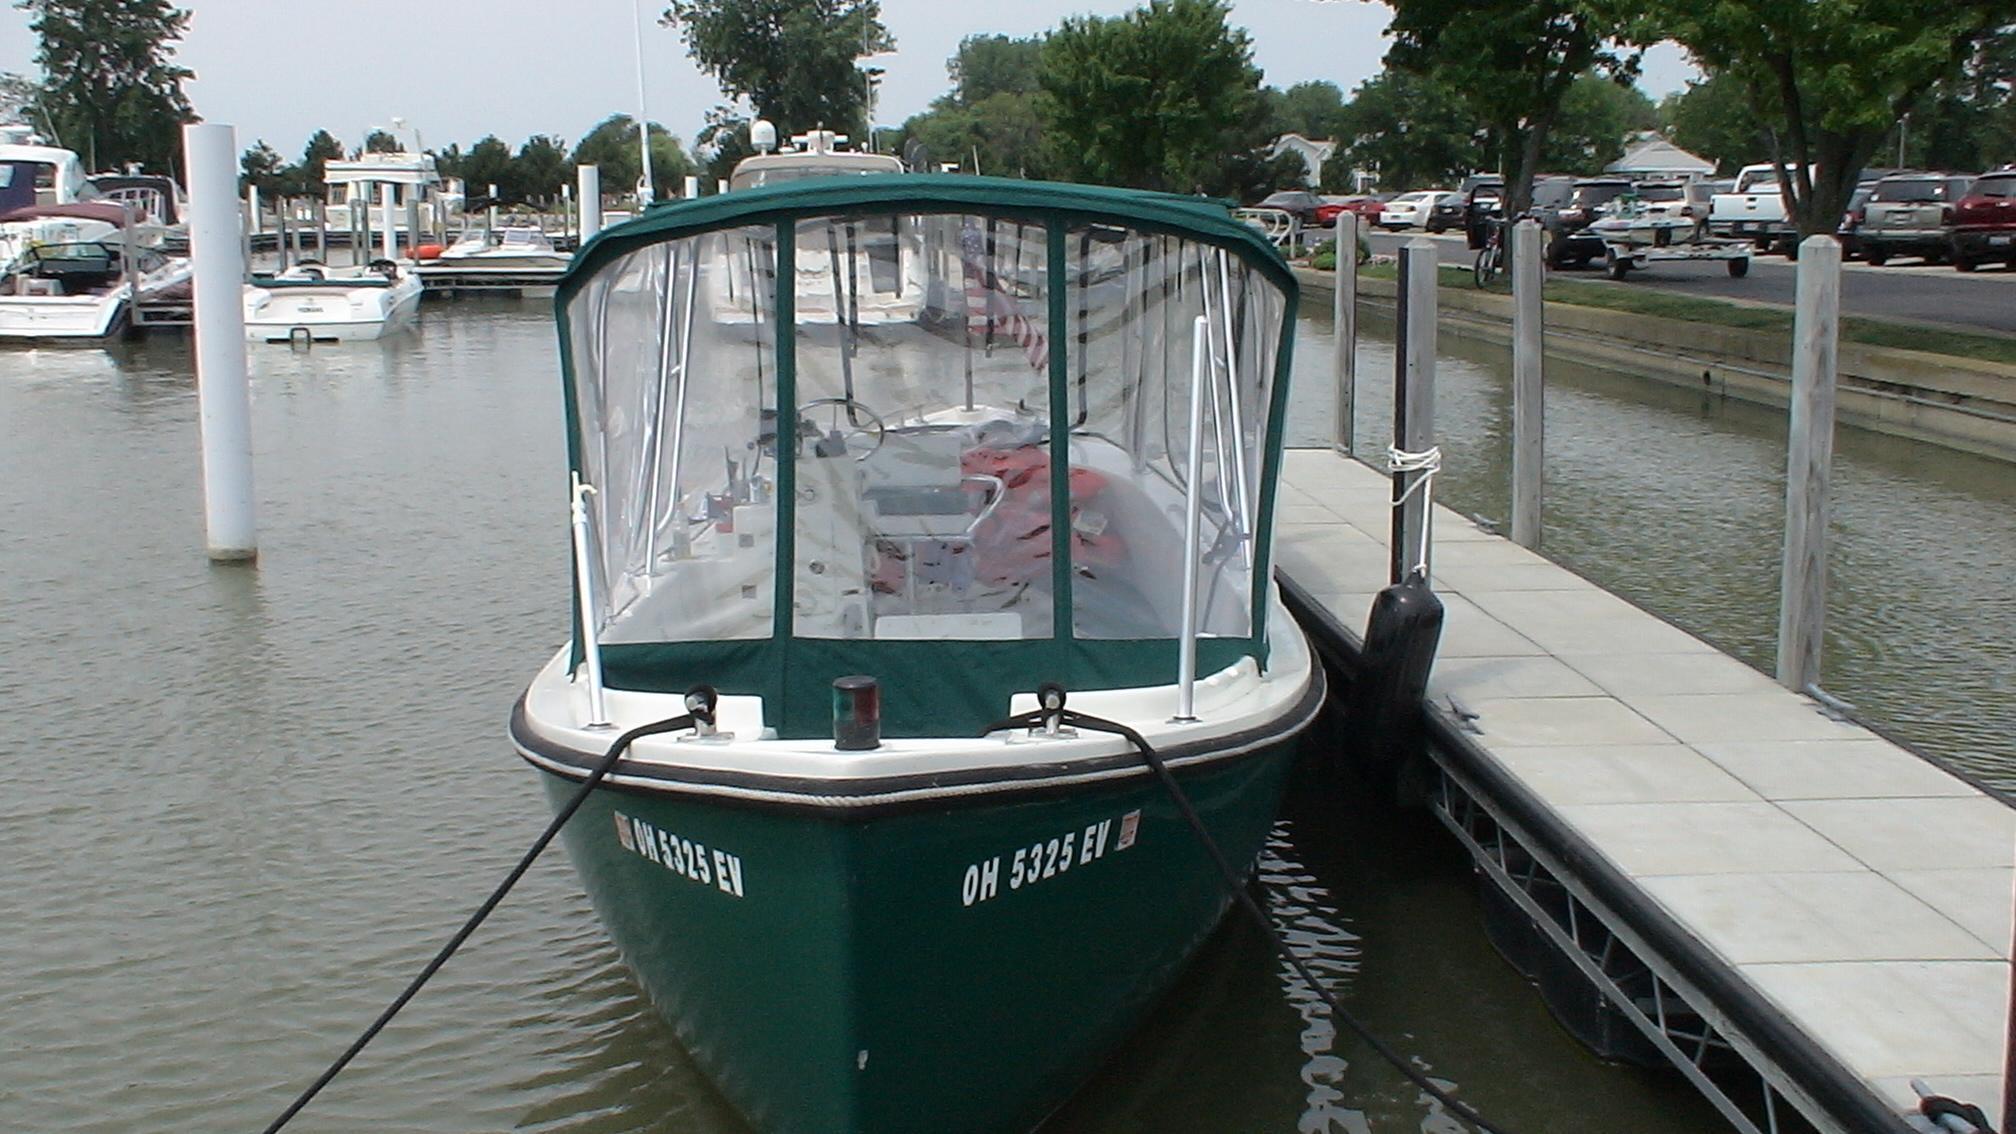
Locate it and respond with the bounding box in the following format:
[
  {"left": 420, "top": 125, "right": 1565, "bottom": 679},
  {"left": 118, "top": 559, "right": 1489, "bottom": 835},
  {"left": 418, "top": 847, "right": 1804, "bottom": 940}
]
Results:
[{"left": 556, "top": 173, "right": 1299, "bottom": 739}]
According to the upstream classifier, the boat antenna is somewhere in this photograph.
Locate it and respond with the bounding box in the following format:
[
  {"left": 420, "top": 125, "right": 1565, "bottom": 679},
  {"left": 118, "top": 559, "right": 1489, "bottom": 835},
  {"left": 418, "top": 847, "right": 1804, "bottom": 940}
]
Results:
[{"left": 631, "top": 0, "right": 655, "bottom": 205}]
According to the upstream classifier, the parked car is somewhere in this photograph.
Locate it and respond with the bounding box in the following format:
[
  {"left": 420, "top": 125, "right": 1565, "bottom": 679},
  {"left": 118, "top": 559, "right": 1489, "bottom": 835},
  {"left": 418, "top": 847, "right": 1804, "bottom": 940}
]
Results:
[
  {"left": 1426, "top": 191, "right": 1467, "bottom": 232},
  {"left": 1949, "top": 169, "right": 2016, "bottom": 271},
  {"left": 1861, "top": 173, "right": 1977, "bottom": 265},
  {"left": 1255, "top": 189, "right": 1325, "bottom": 228},
  {"left": 1836, "top": 183, "right": 1876, "bottom": 259},
  {"left": 1540, "top": 177, "right": 1633, "bottom": 267},
  {"left": 1378, "top": 190, "right": 1451, "bottom": 230},
  {"left": 1464, "top": 175, "right": 1573, "bottom": 250}
]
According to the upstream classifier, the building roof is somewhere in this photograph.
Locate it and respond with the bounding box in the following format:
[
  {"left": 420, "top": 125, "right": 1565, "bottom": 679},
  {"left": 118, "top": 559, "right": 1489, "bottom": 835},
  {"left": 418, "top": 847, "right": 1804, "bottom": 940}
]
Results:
[{"left": 1605, "top": 139, "right": 1716, "bottom": 176}]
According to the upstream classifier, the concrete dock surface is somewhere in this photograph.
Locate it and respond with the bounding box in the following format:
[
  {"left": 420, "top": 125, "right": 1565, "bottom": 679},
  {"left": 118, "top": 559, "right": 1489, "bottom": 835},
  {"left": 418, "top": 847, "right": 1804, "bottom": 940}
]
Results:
[{"left": 1276, "top": 446, "right": 2013, "bottom": 1123}]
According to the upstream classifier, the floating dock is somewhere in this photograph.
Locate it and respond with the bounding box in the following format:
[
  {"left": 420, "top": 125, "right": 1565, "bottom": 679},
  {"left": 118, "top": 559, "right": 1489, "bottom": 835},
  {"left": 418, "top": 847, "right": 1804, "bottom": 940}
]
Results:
[{"left": 1277, "top": 447, "right": 2013, "bottom": 1134}]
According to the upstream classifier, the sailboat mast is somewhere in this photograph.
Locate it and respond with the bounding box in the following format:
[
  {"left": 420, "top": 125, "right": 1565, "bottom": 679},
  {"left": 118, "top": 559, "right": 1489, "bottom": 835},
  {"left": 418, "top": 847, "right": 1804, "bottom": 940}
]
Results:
[{"left": 632, "top": 0, "right": 656, "bottom": 205}]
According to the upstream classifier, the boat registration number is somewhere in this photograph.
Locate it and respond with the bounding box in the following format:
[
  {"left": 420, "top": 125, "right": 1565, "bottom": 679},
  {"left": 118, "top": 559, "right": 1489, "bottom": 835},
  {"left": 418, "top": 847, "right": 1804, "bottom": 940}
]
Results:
[
  {"left": 960, "top": 809, "right": 1140, "bottom": 907},
  {"left": 612, "top": 809, "right": 747, "bottom": 898}
]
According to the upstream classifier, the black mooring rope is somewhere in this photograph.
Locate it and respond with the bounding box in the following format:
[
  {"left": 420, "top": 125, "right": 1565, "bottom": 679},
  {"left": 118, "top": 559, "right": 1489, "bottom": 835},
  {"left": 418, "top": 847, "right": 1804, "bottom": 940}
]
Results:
[
  {"left": 259, "top": 698, "right": 714, "bottom": 1134},
  {"left": 983, "top": 695, "right": 1520, "bottom": 1134}
]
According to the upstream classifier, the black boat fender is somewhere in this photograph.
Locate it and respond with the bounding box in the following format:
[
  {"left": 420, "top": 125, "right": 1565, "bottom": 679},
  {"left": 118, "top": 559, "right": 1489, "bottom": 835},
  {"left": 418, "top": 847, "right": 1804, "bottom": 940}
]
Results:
[{"left": 1340, "top": 570, "right": 1444, "bottom": 796}]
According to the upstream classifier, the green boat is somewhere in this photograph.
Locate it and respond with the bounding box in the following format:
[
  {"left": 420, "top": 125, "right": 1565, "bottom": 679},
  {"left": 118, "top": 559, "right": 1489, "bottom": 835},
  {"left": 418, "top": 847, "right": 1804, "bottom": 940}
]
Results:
[{"left": 511, "top": 149, "right": 1321, "bottom": 1133}]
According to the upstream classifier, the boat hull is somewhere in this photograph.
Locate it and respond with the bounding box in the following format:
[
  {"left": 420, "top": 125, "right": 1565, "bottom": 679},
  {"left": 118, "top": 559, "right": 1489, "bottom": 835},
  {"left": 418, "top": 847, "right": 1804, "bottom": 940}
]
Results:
[{"left": 537, "top": 729, "right": 1305, "bottom": 1134}]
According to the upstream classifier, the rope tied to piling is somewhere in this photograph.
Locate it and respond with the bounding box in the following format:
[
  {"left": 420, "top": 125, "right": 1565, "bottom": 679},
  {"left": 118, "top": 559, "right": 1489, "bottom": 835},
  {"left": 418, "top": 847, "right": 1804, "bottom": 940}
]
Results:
[{"left": 1387, "top": 442, "right": 1442, "bottom": 576}]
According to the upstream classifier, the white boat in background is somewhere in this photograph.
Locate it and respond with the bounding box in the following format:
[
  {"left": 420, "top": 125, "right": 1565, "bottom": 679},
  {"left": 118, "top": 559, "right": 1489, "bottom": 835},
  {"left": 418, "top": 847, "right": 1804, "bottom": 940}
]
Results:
[
  {"left": 0, "top": 125, "right": 91, "bottom": 213},
  {"left": 88, "top": 172, "right": 188, "bottom": 248},
  {"left": 242, "top": 260, "right": 422, "bottom": 343},
  {"left": 0, "top": 201, "right": 192, "bottom": 342},
  {"left": 431, "top": 225, "right": 571, "bottom": 272},
  {"left": 322, "top": 151, "right": 463, "bottom": 240}
]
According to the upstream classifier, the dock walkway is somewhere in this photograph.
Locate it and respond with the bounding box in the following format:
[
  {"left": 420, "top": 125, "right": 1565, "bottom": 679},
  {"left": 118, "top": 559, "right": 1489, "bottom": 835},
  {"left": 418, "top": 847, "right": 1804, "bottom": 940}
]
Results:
[{"left": 1276, "top": 447, "right": 2013, "bottom": 1133}]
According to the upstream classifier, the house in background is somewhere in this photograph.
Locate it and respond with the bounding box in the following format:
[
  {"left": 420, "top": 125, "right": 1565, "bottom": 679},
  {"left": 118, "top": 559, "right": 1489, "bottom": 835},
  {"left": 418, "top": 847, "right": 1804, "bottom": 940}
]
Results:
[{"left": 1268, "top": 133, "right": 1336, "bottom": 188}]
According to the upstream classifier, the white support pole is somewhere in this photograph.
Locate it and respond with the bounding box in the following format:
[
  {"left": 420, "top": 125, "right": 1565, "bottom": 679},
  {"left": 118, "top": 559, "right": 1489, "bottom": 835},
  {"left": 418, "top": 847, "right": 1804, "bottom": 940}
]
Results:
[
  {"left": 1392, "top": 237, "right": 1437, "bottom": 585},
  {"left": 1776, "top": 234, "right": 1840, "bottom": 693},
  {"left": 1175, "top": 315, "right": 1209, "bottom": 723},
  {"left": 578, "top": 164, "right": 603, "bottom": 241},
  {"left": 683, "top": 174, "right": 699, "bottom": 200},
  {"left": 487, "top": 183, "right": 499, "bottom": 231},
  {"left": 717, "top": 178, "right": 728, "bottom": 195},
  {"left": 570, "top": 474, "right": 610, "bottom": 727},
  {"left": 183, "top": 123, "right": 258, "bottom": 563},
  {"left": 379, "top": 183, "right": 396, "bottom": 261},
  {"left": 247, "top": 184, "right": 262, "bottom": 236},
  {"left": 1510, "top": 217, "right": 1545, "bottom": 549},
  {"left": 1332, "top": 210, "right": 1357, "bottom": 456}
]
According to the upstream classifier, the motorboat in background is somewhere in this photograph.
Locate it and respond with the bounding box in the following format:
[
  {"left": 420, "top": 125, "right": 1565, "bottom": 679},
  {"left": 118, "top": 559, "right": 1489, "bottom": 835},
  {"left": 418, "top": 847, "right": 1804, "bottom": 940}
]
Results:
[
  {"left": 0, "top": 201, "right": 192, "bottom": 342},
  {"left": 511, "top": 165, "right": 1320, "bottom": 1133},
  {"left": 414, "top": 224, "right": 571, "bottom": 291},
  {"left": 88, "top": 172, "right": 188, "bottom": 249},
  {"left": 242, "top": 259, "right": 422, "bottom": 343},
  {"left": 322, "top": 151, "right": 463, "bottom": 245}
]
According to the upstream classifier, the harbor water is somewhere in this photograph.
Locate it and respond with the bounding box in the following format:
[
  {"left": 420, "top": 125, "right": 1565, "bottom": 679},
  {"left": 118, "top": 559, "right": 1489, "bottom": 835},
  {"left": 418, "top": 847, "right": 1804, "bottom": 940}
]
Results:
[{"left": 2, "top": 293, "right": 2007, "bottom": 1132}]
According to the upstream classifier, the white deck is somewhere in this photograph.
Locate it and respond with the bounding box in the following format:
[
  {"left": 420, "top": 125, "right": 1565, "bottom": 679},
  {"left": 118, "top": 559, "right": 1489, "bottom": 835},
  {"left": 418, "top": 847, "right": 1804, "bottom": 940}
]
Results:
[{"left": 1277, "top": 446, "right": 2013, "bottom": 1119}]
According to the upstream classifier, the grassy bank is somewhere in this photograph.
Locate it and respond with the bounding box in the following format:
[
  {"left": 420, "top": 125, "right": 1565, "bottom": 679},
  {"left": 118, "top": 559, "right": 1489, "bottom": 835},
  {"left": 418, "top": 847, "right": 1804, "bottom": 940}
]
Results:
[{"left": 1344, "top": 261, "right": 2016, "bottom": 366}]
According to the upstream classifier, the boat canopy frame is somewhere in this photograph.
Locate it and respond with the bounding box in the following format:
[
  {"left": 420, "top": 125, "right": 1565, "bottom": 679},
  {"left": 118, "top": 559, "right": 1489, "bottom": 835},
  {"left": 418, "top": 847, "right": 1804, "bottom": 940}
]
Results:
[{"left": 555, "top": 174, "right": 1300, "bottom": 739}]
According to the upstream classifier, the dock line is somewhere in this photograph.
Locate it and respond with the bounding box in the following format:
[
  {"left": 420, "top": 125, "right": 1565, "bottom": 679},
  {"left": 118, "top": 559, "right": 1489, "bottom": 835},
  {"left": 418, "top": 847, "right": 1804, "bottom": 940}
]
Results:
[{"left": 983, "top": 685, "right": 1519, "bottom": 1134}]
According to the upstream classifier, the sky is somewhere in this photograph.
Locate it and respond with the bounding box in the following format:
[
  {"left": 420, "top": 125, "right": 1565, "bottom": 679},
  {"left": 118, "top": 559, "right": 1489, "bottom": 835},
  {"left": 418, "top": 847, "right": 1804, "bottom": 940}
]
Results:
[{"left": 0, "top": 0, "right": 1699, "bottom": 158}]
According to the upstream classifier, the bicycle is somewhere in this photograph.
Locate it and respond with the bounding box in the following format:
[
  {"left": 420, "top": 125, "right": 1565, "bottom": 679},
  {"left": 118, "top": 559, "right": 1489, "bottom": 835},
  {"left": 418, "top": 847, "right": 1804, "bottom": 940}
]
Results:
[{"left": 1472, "top": 217, "right": 1506, "bottom": 288}]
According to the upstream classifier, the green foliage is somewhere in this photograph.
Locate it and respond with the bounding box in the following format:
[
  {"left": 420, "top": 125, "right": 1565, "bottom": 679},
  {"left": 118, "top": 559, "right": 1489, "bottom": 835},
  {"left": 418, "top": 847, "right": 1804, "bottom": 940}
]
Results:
[
  {"left": 510, "top": 134, "right": 571, "bottom": 204},
  {"left": 695, "top": 108, "right": 750, "bottom": 188},
  {"left": 1895, "top": 28, "right": 2016, "bottom": 171},
  {"left": 1383, "top": 0, "right": 1651, "bottom": 212},
  {"left": 662, "top": 0, "right": 893, "bottom": 136},
  {"left": 1543, "top": 72, "right": 1656, "bottom": 174},
  {"left": 20, "top": 0, "right": 196, "bottom": 172},
  {"left": 1266, "top": 80, "right": 1347, "bottom": 141},
  {"left": 1039, "top": 0, "right": 1270, "bottom": 195},
  {"left": 238, "top": 140, "right": 284, "bottom": 195},
  {"left": 1330, "top": 67, "right": 1486, "bottom": 190},
  {"left": 299, "top": 129, "right": 344, "bottom": 186},
  {"left": 576, "top": 114, "right": 696, "bottom": 198},
  {"left": 1663, "top": 0, "right": 2007, "bottom": 235},
  {"left": 1, "top": 71, "right": 41, "bottom": 127},
  {"left": 362, "top": 129, "right": 400, "bottom": 154},
  {"left": 461, "top": 135, "right": 514, "bottom": 199},
  {"left": 892, "top": 34, "right": 1049, "bottom": 176},
  {"left": 946, "top": 33, "right": 1043, "bottom": 103},
  {"left": 1657, "top": 74, "right": 1769, "bottom": 175}
]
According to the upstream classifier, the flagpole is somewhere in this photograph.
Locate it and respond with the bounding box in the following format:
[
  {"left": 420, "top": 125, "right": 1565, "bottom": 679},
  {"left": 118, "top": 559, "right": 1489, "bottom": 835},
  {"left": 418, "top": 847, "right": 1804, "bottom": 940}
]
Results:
[{"left": 632, "top": 0, "right": 655, "bottom": 205}]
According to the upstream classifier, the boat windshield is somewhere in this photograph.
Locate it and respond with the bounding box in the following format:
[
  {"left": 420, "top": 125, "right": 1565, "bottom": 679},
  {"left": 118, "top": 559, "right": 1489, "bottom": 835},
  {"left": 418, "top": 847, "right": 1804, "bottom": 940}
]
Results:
[
  {"left": 0, "top": 160, "right": 58, "bottom": 212},
  {"left": 559, "top": 181, "right": 1293, "bottom": 736}
]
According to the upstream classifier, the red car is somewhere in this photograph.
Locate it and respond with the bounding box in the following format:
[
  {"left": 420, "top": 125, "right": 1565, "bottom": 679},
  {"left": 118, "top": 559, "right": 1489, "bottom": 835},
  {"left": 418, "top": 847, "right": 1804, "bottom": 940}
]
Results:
[
  {"left": 1313, "top": 195, "right": 1391, "bottom": 226},
  {"left": 1949, "top": 170, "right": 2016, "bottom": 271}
]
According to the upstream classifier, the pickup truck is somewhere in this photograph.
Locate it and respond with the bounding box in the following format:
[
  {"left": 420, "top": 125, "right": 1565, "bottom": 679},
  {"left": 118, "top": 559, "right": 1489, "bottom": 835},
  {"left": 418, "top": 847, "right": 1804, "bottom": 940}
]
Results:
[
  {"left": 1709, "top": 163, "right": 1798, "bottom": 250},
  {"left": 1860, "top": 173, "right": 1976, "bottom": 265}
]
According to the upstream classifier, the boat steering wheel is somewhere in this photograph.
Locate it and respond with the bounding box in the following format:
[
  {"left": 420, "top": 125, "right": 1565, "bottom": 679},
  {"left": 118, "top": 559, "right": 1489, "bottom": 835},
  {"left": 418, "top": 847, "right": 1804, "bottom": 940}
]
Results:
[{"left": 796, "top": 397, "right": 886, "bottom": 461}]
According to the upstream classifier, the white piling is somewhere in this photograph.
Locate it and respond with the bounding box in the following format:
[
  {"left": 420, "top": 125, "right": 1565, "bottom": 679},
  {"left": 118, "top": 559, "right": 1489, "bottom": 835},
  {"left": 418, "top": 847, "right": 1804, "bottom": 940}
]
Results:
[
  {"left": 487, "top": 183, "right": 499, "bottom": 231},
  {"left": 183, "top": 123, "right": 258, "bottom": 563},
  {"left": 1510, "top": 218, "right": 1545, "bottom": 549},
  {"left": 1391, "top": 237, "right": 1437, "bottom": 585},
  {"left": 1777, "top": 234, "right": 1840, "bottom": 692},
  {"left": 578, "top": 165, "right": 602, "bottom": 240},
  {"left": 379, "top": 183, "right": 396, "bottom": 261},
  {"left": 247, "top": 184, "right": 262, "bottom": 237},
  {"left": 1332, "top": 211, "right": 1357, "bottom": 456},
  {"left": 717, "top": 178, "right": 728, "bottom": 195},
  {"left": 683, "top": 175, "right": 699, "bottom": 200}
]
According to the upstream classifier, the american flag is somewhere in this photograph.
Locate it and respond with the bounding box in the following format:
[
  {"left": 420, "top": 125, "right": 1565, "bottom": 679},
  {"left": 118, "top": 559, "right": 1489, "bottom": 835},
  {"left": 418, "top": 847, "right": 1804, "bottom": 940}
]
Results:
[{"left": 960, "top": 219, "right": 1049, "bottom": 372}]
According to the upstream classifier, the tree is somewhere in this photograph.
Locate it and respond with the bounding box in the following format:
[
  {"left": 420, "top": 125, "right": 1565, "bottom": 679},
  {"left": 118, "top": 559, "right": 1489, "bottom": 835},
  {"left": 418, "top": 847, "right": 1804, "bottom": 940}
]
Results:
[
  {"left": 1383, "top": 0, "right": 1650, "bottom": 214},
  {"left": 1664, "top": 2, "right": 2008, "bottom": 238},
  {"left": 1892, "top": 28, "right": 2016, "bottom": 171},
  {"left": 460, "top": 135, "right": 514, "bottom": 200},
  {"left": 293, "top": 129, "right": 344, "bottom": 193},
  {"left": 946, "top": 33, "right": 1043, "bottom": 104},
  {"left": 509, "top": 134, "right": 570, "bottom": 205},
  {"left": 238, "top": 140, "right": 284, "bottom": 195},
  {"left": 19, "top": 0, "right": 196, "bottom": 172},
  {"left": 362, "top": 129, "right": 400, "bottom": 154},
  {"left": 1040, "top": 0, "right": 1269, "bottom": 194},
  {"left": 1267, "top": 80, "right": 1347, "bottom": 141},
  {"left": 663, "top": 0, "right": 894, "bottom": 137},
  {"left": 1329, "top": 67, "right": 1486, "bottom": 190},
  {"left": 1, "top": 71, "right": 40, "bottom": 128},
  {"left": 1658, "top": 74, "right": 1770, "bottom": 175},
  {"left": 576, "top": 114, "right": 697, "bottom": 197},
  {"left": 1543, "top": 72, "right": 1656, "bottom": 174}
]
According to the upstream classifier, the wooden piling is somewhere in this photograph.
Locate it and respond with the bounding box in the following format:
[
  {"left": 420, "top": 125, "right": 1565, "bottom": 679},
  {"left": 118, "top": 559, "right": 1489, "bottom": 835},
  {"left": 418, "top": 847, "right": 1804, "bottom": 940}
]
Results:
[
  {"left": 1391, "top": 238, "right": 1437, "bottom": 585},
  {"left": 1776, "top": 235, "right": 1840, "bottom": 692},
  {"left": 1510, "top": 218, "right": 1545, "bottom": 549},
  {"left": 1333, "top": 211, "right": 1357, "bottom": 457}
]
